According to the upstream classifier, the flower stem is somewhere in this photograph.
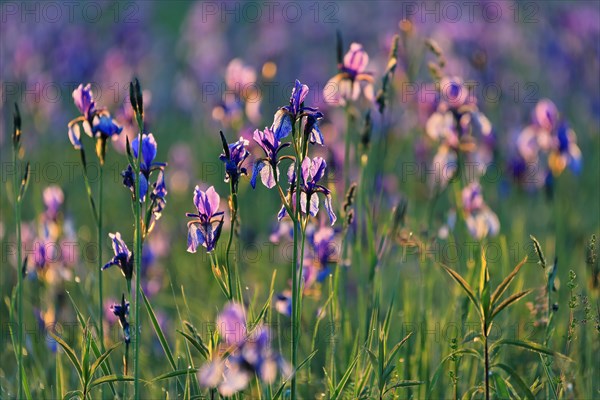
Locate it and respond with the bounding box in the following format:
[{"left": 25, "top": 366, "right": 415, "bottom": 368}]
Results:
[
  {"left": 225, "top": 182, "right": 239, "bottom": 302},
  {"left": 13, "top": 148, "right": 23, "bottom": 400},
  {"left": 98, "top": 159, "right": 105, "bottom": 351},
  {"left": 344, "top": 105, "right": 352, "bottom": 192},
  {"left": 133, "top": 118, "right": 143, "bottom": 400},
  {"left": 290, "top": 121, "right": 302, "bottom": 400}
]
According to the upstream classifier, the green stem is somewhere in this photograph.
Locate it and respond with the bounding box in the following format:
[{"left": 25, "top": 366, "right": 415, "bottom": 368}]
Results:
[
  {"left": 225, "top": 182, "right": 238, "bottom": 302},
  {"left": 13, "top": 149, "right": 23, "bottom": 400},
  {"left": 134, "top": 119, "right": 143, "bottom": 400},
  {"left": 98, "top": 161, "right": 105, "bottom": 351},
  {"left": 291, "top": 121, "right": 302, "bottom": 400},
  {"left": 484, "top": 330, "right": 490, "bottom": 400},
  {"left": 344, "top": 105, "right": 352, "bottom": 192}
]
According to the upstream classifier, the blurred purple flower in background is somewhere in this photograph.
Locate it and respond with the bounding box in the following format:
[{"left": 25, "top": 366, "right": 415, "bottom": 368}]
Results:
[
  {"left": 198, "top": 302, "right": 290, "bottom": 396},
  {"left": 324, "top": 43, "right": 375, "bottom": 106}
]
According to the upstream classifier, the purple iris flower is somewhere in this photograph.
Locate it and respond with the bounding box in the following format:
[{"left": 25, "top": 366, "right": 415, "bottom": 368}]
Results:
[
  {"left": 121, "top": 165, "right": 148, "bottom": 201},
  {"left": 110, "top": 294, "right": 130, "bottom": 344},
  {"left": 250, "top": 127, "right": 291, "bottom": 189},
  {"left": 151, "top": 170, "right": 168, "bottom": 219},
  {"left": 102, "top": 232, "right": 134, "bottom": 282},
  {"left": 278, "top": 157, "right": 337, "bottom": 225},
  {"left": 123, "top": 133, "right": 166, "bottom": 202},
  {"left": 132, "top": 133, "right": 166, "bottom": 177},
  {"left": 219, "top": 135, "right": 249, "bottom": 186},
  {"left": 72, "top": 83, "right": 96, "bottom": 121},
  {"left": 91, "top": 113, "right": 123, "bottom": 138},
  {"left": 186, "top": 186, "right": 224, "bottom": 253},
  {"left": 271, "top": 80, "right": 322, "bottom": 139},
  {"left": 198, "top": 302, "right": 290, "bottom": 396}
]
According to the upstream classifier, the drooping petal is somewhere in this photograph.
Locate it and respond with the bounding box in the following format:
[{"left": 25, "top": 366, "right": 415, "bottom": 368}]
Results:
[
  {"left": 271, "top": 109, "right": 292, "bottom": 140},
  {"left": 68, "top": 124, "right": 82, "bottom": 149},
  {"left": 187, "top": 224, "right": 204, "bottom": 253},
  {"left": 323, "top": 193, "right": 337, "bottom": 225},
  {"left": 260, "top": 163, "right": 277, "bottom": 189},
  {"left": 250, "top": 161, "right": 264, "bottom": 189},
  {"left": 301, "top": 157, "right": 312, "bottom": 184}
]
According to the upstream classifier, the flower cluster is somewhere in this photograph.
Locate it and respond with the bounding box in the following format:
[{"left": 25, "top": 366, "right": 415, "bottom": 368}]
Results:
[
  {"left": 425, "top": 76, "right": 494, "bottom": 188},
  {"left": 512, "top": 99, "right": 582, "bottom": 189},
  {"left": 251, "top": 80, "right": 335, "bottom": 224},
  {"left": 122, "top": 133, "right": 168, "bottom": 222},
  {"left": 198, "top": 303, "right": 290, "bottom": 396},
  {"left": 68, "top": 83, "right": 123, "bottom": 154},
  {"left": 461, "top": 182, "right": 500, "bottom": 240},
  {"left": 186, "top": 186, "right": 225, "bottom": 253}
]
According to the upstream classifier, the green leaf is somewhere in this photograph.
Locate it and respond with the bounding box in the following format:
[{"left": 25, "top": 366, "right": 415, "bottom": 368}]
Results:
[
  {"left": 272, "top": 350, "right": 317, "bottom": 400},
  {"left": 177, "top": 330, "right": 209, "bottom": 359},
  {"left": 330, "top": 353, "right": 359, "bottom": 400},
  {"left": 66, "top": 291, "right": 117, "bottom": 396},
  {"left": 491, "top": 339, "right": 571, "bottom": 360},
  {"left": 152, "top": 368, "right": 199, "bottom": 382},
  {"left": 491, "top": 256, "right": 528, "bottom": 306},
  {"left": 382, "top": 332, "right": 413, "bottom": 385},
  {"left": 438, "top": 263, "right": 482, "bottom": 318},
  {"left": 491, "top": 290, "right": 532, "bottom": 320},
  {"left": 383, "top": 380, "right": 423, "bottom": 395},
  {"left": 492, "top": 363, "right": 535, "bottom": 400},
  {"left": 492, "top": 371, "right": 511, "bottom": 399},
  {"left": 141, "top": 289, "right": 177, "bottom": 371},
  {"left": 427, "top": 349, "right": 482, "bottom": 398},
  {"left": 63, "top": 390, "right": 84, "bottom": 400},
  {"left": 48, "top": 330, "right": 83, "bottom": 383},
  {"left": 89, "top": 374, "right": 134, "bottom": 389},
  {"left": 89, "top": 342, "right": 120, "bottom": 377}
]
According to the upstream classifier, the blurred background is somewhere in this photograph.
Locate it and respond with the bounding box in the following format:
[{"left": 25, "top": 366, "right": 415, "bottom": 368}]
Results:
[{"left": 1, "top": 0, "right": 599, "bottom": 397}]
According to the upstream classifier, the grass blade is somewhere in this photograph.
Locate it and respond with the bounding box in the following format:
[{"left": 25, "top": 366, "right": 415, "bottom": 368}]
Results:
[
  {"left": 141, "top": 289, "right": 177, "bottom": 370},
  {"left": 438, "top": 263, "right": 481, "bottom": 318},
  {"left": 492, "top": 363, "right": 535, "bottom": 400},
  {"left": 491, "top": 256, "right": 528, "bottom": 306},
  {"left": 491, "top": 290, "right": 532, "bottom": 320}
]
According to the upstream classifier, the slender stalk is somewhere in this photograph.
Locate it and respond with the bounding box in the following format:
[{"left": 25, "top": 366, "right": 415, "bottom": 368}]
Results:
[
  {"left": 98, "top": 157, "right": 105, "bottom": 350},
  {"left": 290, "top": 120, "right": 303, "bottom": 400},
  {"left": 133, "top": 116, "right": 143, "bottom": 400},
  {"left": 13, "top": 148, "right": 23, "bottom": 400},
  {"left": 225, "top": 181, "right": 238, "bottom": 301},
  {"left": 344, "top": 105, "right": 352, "bottom": 192},
  {"left": 483, "top": 329, "right": 490, "bottom": 400}
]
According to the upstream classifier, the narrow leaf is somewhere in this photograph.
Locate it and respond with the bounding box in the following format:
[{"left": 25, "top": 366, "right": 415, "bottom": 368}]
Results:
[
  {"left": 491, "top": 290, "right": 532, "bottom": 320},
  {"left": 491, "top": 256, "right": 528, "bottom": 306},
  {"left": 141, "top": 289, "right": 177, "bottom": 371},
  {"left": 438, "top": 263, "right": 481, "bottom": 318},
  {"left": 48, "top": 331, "right": 83, "bottom": 382}
]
